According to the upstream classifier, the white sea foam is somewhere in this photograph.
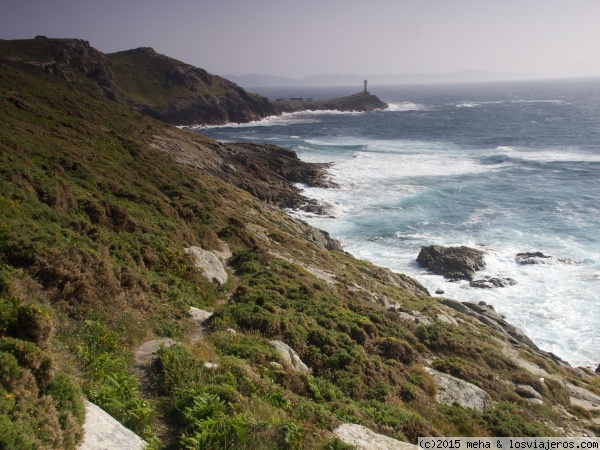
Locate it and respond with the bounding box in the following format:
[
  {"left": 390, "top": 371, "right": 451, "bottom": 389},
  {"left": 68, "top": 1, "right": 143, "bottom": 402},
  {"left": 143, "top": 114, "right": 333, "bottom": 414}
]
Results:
[
  {"left": 385, "top": 102, "right": 428, "bottom": 112},
  {"left": 503, "top": 147, "right": 600, "bottom": 163},
  {"left": 198, "top": 80, "right": 600, "bottom": 368}
]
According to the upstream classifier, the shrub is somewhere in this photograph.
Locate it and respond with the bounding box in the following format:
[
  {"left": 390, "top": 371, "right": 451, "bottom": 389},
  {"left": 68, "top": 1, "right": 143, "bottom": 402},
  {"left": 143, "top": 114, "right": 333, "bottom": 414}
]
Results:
[
  {"left": 152, "top": 344, "right": 204, "bottom": 395},
  {"left": 375, "top": 337, "right": 416, "bottom": 364},
  {"left": 0, "top": 297, "right": 19, "bottom": 334},
  {"left": 482, "top": 403, "right": 548, "bottom": 436}
]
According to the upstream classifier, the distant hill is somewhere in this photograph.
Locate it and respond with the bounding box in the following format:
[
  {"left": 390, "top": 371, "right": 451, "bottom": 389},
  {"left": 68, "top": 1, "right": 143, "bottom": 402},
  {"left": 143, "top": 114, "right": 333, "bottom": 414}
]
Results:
[
  {"left": 0, "top": 37, "right": 278, "bottom": 125},
  {"left": 224, "top": 70, "right": 538, "bottom": 88}
]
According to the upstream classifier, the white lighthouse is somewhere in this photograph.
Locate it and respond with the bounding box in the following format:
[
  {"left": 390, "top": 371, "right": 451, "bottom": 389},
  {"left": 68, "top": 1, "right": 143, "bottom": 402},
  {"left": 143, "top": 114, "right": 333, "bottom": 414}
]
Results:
[{"left": 364, "top": 79, "right": 368, "bottom": 93}]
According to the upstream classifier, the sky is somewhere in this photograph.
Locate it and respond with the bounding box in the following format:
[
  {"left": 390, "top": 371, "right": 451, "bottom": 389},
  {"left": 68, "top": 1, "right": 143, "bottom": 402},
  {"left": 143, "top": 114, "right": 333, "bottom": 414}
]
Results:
[{"left": 1, "top": 0, "right": 600, "bottom": 80}]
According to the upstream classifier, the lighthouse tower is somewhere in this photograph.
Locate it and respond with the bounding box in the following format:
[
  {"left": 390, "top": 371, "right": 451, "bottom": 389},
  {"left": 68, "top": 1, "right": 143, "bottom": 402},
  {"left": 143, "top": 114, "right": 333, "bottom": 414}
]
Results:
[{"left": 364, "top": 79, "right": 368, "bottom": 93}]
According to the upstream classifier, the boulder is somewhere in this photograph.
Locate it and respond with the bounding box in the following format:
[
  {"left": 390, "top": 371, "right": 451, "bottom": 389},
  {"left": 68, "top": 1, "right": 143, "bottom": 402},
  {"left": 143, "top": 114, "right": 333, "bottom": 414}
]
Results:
[
  {"left": 470, "top": 276, "right": 517, "bottom": 289},
  {"left": 417, "top": 245, "right": 485, "bottom": 280},
  {"left": 515, "top": 384, "right": 543, "bottom": 401},
  {"left": 184, "top": 246, "right": 228, "bottom": 285},
  {"left": 269, "top": 340, "right": 311, "bottom": 374},
  {"left": 78, "top": 401, "right": 146, "bottom": 450},
  {"left": 436, "top": 313, "right": 458, "bottom": 326},
  {"left": 398, "top": 311, "right": 433, "bottom": 325},
  {"left": 333, "top": 423, "right": 417, "bottom": 450},
  {"left": 425, "top": 368, "right": 491, "bottom": 412},
  {"left": 134, "top": 338, "right": 176, "bottom": 369}
]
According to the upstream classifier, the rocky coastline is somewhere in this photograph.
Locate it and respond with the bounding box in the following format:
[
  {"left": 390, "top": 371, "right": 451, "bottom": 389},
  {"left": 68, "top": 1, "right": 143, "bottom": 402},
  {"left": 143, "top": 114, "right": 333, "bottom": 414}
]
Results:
[
  {"left": 3, "top": 36, "right": 600, "bottom": 448},
  {"left": 273, "top": 91, "right": 388, "bottom": 113}
]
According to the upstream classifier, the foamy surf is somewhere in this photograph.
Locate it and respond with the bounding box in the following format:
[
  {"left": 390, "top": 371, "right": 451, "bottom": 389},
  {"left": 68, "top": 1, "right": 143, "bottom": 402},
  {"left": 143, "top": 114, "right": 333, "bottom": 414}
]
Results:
[{"left": 199, "top": 79, "right": 600, "bottom": 368}]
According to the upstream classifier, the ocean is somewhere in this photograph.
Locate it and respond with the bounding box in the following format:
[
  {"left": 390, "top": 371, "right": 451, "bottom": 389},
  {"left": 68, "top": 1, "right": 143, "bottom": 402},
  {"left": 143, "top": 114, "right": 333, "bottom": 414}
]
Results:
[{"left": 198, "top": 78, "right": 600, "bottom": 369}]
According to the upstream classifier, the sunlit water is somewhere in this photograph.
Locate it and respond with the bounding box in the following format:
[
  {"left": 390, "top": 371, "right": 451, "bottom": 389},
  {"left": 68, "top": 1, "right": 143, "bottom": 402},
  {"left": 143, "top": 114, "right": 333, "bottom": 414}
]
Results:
[{"left": 198, "top": 79, "right": 600, "bottom": 368}]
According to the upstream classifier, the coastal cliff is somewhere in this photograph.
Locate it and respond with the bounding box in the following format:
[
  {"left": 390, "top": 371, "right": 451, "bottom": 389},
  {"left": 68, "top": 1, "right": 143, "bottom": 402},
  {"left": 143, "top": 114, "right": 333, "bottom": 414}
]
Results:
[{"left": 1, "top": 37, "right": 599, "bottom": 450}]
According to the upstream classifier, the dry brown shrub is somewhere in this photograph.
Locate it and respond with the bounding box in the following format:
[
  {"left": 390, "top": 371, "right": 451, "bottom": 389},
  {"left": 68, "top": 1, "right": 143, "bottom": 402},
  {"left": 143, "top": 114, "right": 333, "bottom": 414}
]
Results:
[{"left": 33, "top": 247, "right": 123, "bottom": 309}]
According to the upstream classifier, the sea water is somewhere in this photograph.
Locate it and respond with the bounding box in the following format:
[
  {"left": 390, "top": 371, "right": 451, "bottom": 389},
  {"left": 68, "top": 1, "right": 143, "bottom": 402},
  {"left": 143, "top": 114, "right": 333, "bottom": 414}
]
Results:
[{"left": 198, "top": 79, "right": 600, "bottom": 368}]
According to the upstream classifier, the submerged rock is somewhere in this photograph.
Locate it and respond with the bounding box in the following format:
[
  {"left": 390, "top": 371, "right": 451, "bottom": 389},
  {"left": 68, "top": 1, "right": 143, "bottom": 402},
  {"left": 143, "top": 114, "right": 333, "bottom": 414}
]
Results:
[
  {"left": 516, "top": 252, "right": 552, "bottom": 264},
  {"left": 516, "top": 252, "right": 575, "bottom": 265},
  {"left": 417, "top": 245, "right": 486, "bottom": 280},
  {"left": 470, "top": 276, "right": 517, "bottom": 289}
]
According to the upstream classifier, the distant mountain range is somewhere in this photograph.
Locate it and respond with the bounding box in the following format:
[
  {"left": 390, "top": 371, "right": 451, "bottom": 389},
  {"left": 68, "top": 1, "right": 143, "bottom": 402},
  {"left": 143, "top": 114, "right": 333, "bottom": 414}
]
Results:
[{"left": 223, "top": 70, "right": 538, "bottom": 88}]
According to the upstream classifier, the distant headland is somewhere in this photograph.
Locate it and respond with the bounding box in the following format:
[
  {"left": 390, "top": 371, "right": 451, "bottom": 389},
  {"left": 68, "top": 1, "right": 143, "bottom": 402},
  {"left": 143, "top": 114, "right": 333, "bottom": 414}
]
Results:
[{"left": 273, "top": 87, "right": 388, "bottom": 113}]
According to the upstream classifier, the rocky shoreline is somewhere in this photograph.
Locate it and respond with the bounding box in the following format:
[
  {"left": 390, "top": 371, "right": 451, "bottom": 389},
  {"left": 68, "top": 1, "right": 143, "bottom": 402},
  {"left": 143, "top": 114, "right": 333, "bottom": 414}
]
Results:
[{"left": 273, "top": 91, "right": 388, "bottom": 113}]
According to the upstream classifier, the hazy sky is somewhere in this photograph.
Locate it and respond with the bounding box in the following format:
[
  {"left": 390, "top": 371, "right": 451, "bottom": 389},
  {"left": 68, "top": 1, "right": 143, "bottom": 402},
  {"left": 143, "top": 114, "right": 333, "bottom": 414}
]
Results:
[{"left": 1, "top": 0, "right": 600, "bottom": 79}]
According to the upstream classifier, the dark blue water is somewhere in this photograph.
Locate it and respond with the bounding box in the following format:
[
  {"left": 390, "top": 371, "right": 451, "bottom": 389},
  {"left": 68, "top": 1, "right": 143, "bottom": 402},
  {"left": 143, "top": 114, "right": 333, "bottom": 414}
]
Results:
[{"left": 199, "top": 78, "right": 600, "bottom": 367}]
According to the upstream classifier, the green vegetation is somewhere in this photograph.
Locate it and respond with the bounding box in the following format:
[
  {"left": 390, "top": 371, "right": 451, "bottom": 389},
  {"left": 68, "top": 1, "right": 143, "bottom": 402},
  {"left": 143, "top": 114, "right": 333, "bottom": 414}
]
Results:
[
  {"left": 0, "top": 297, "right": 85, "bottom": 449},
  {"left": 0, "top": 38, "right": 597, "bottom": 448}
]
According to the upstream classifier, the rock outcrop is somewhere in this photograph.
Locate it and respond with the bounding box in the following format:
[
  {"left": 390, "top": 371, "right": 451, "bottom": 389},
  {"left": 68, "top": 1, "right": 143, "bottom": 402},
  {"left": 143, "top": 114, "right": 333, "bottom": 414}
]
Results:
[
  {"left": 78, "top": 402, "right": 146, "bottom": 450},
  {"left": 184, "top": 246, "right": 228, "bottom": 285},
  {"left": 151, "top": 132, "right": 336, "bottom": 210},
  {"left": 417, "top": 245, "right": 486, "bottom": 280},
  {"left": 333, "top": 423, "right": 417, "bottom": 450},
  {"left": 269, "top": 340, "right": 311, "bottom": 374},
  {"left": 424, "top": 368, "right": 491, "bottom": 412}
]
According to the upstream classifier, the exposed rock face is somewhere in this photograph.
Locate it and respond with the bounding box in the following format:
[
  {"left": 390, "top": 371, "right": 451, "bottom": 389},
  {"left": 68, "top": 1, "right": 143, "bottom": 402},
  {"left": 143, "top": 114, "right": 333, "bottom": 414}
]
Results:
[
  {"left": 470, "top": 276, "right": 517, "bottom": 289},
  {"left": 274, "top": 91, "right": 388, "bottom": 113},
  {"left": 269, "top": 340, "right": 311, "bottom": 374},
  {"left": 184, "top": 247, "right": 228, "bottom": 285},
  {"left": 425, "top": 368, "right": 491, "bottom": 412},
  {"left": 333, "top": 423, "right": 417, "bottom": 450},
  {"left": 291, "top": 219, "right": 344, "bottom": 252},
  {"left": 151, "top": 132, "right": 336, "bottom": 210},
  {"left": 417, "top": 245, "right": 486, "bottom": 280},
  {"left": 78, "top": 401, "right": 146, "bottom": 450}
]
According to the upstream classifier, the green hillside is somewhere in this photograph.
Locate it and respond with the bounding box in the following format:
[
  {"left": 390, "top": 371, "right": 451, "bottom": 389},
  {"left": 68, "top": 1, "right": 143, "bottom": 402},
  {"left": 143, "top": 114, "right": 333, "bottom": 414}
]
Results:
[{"left": 0, "top": 39, "right": 599, "bottom": 449}]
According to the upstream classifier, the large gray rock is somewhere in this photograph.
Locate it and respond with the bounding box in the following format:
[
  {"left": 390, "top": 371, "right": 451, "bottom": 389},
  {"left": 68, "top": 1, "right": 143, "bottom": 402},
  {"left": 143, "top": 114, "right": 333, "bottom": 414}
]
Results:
[
  {"left": 269, "top": 340, "right": 311, "bottom": 374},
  {"left": 425, "top": 367, "right": 491, "bottom": 412},
  {"left": 184, "top": 246, "right": 228, "bottom": 285},
  {"left": 333, "top": 423, "right": 417, "bottom": 450},
  {"left": 78, "top": 401, "right": 146, "bottom": 450},
  {"left": 417, "top": 245, "right": 485, "bottom": 280}
]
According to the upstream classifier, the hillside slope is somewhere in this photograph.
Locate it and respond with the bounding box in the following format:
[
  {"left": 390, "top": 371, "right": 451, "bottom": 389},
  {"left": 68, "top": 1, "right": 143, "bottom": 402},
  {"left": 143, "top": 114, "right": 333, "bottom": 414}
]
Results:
[
  {"left": 0, "top": 37, "right": 278, "bottom": 125},
  {"left": 0, "top": 41, "right": 599, "bottom": 449}
]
